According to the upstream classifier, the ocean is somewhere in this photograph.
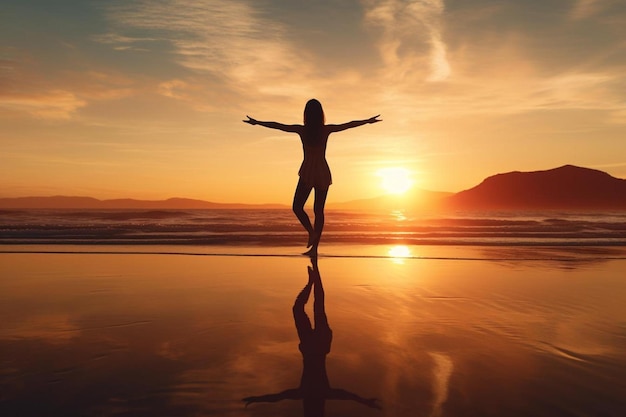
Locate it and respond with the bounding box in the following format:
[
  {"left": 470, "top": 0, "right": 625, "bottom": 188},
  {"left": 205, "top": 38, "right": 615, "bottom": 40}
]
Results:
[{"left": 2, "top": 208, "right": 626, "bottom": 247}]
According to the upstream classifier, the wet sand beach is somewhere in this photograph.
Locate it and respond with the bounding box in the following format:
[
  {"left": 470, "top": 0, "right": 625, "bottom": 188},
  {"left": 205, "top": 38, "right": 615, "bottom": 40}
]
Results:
[{"left": 1, "top": 246, "right": 626, "bottom": 416}]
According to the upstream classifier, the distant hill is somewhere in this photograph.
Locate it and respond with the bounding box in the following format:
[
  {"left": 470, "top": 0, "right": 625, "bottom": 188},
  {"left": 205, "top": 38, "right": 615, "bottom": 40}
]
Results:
[
  {"left": 0, "top": 196, "right": 287, "bottom": 209},
  {"left": 3, "top": 165, "right": 625, "bottom": 210},
  {"left": 329, "top": 189, "right": 452, "bottom": 211},
  {"left": 0, "top": 193, "right": 451, "bottom": 210},
  {"left": 445, "top": 165, "right": 626, "bottom": 210}
]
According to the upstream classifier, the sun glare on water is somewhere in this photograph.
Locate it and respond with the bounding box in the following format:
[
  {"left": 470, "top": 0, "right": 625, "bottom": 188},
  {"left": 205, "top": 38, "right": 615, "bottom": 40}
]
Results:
[
  {"left": 388, "top": 245, "right": 412, "bottom": 264},
  {"left": 377, "top": 167, "right": 414, "bottom": 195},
  {"left": 388, "top": 245, "right": 411, "bottom": 258}
]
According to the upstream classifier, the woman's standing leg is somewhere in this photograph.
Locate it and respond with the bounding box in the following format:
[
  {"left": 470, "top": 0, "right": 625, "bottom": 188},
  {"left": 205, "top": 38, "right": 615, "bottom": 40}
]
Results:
[
  {"left": 309, "top": 187, "right": 329, "bottom": 254},
  {"left": 293, "top": 178, "right": 315, "bottom": 246}
]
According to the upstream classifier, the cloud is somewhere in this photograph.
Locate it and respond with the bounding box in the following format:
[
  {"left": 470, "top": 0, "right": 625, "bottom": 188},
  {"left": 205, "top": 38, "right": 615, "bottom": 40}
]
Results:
[
  {"left": 0, "top": 54, "right": 83, "bottom": 119},
  {"left": 92, "top": 32, "right": 160, "bottom": 51},
  {"left": 0, "top": 90, "right": 86, "bottom": 120},
  {"left": 88, "top": 0, "right": 626, "bottom": 125},
  {"left": 427, "top": 33, "right": 451, "bottom": 82},
  {"left": 363, "top": 0, "right": 450, "bottom": 83},
  {"left": 0, "top": 52, "right": 136, "bottom": 120},
  {"left": 156, "top": 78, "right": 215, "bottom": 111},
  {"left": 157, "top": 79, "right": 189, "bottom": 99},
  {"left": 100, "top": 0, "right": 316, "bottom": 104},
  {"left": 570, "top": 0, "right": 605, "bottom": 20},
  {"left": 365, "top": 4, "right": 626, "bottom": 125}
]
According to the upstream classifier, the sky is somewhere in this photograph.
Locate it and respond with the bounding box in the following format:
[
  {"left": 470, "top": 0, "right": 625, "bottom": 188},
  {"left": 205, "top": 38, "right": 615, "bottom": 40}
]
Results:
[{"left": 1, "top": 0, "right": 626, "bottom": 204}]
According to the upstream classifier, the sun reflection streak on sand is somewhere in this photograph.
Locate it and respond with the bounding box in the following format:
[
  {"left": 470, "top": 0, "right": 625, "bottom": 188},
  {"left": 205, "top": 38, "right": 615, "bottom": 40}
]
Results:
[{"left": 428, "top": 352, "right": 453, "bottom": 417}]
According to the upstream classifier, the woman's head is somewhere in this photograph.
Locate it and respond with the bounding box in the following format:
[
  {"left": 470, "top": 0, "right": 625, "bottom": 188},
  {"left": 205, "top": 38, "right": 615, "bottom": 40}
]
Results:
[{"left": 303, "top": 99, "right": 325, "bottom": 127}]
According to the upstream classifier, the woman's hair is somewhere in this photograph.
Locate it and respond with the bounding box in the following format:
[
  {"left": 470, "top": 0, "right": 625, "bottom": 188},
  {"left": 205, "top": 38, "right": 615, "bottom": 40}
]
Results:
[
  {"left": 303, "top": 99, "right": 325, "bottom": 146},
  {"left": 303, "top": 99, "right": 325, "bottom": 127}
]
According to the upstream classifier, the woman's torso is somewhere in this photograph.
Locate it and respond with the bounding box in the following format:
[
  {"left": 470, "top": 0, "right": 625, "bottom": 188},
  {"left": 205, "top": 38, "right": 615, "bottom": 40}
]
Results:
[{"left": 297, "top": 126, "right": 332, "bottom": 188}]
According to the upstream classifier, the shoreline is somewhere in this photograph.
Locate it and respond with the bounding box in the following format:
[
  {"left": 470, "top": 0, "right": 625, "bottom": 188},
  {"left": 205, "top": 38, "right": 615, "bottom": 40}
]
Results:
[{"left": 2, "top": 243, "right": 626, "bottom": 262}]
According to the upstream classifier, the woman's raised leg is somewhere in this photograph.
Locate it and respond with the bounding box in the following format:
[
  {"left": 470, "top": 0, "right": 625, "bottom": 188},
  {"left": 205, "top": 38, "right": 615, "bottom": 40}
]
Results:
[{"left": 292, "top": 178, "right": 314, "bottom": 247}]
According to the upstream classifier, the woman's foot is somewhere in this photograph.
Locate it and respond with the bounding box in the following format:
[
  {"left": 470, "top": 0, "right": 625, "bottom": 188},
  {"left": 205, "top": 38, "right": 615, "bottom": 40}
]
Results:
[
  {"left": 307, "top": 230, "right": 318, "bottom": 248},
  {"left": 303, "top": 246, "right": 318, "bottom": 258}
]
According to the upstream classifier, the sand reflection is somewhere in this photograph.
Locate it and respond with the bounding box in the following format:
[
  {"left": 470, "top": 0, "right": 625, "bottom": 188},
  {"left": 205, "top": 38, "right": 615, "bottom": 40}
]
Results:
[
  {"left": 428, "top": 352, "right": 453, "bottom": 417},
  {"left": 243, "top": 258, "right": 381, "bottom": 415}
]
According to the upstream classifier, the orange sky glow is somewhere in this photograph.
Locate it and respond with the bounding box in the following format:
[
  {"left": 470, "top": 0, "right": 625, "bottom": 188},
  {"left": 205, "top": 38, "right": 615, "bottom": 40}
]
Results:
[{"left": 2, "top": 0, "right": 626, "bottom": 204}]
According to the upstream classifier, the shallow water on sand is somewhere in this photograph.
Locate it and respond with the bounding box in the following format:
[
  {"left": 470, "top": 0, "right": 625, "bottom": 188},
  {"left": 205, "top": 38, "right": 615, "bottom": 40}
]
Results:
[{"left": 1, "top": 248, "right": 625, "bottom": 416}]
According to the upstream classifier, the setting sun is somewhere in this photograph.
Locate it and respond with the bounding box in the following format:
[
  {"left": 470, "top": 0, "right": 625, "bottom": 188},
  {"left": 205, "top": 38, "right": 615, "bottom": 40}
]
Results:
[{"left": 377, "top": 167, "right": 414, "bottom": 195}]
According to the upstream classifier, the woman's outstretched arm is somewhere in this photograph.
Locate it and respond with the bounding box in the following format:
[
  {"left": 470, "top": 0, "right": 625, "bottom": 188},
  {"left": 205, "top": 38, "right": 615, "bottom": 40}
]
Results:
[
  {"left": 243, "top": 116, "right": 301, "bottom": 133},
  {"left": 327, "top": 115, "right": 382, "bottom": 133}
]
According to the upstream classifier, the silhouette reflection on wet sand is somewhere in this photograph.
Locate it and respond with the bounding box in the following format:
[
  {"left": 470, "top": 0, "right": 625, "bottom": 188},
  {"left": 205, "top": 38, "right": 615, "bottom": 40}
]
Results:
[{"left": 243, "top": 258, "right": 381, "bottom": 416}]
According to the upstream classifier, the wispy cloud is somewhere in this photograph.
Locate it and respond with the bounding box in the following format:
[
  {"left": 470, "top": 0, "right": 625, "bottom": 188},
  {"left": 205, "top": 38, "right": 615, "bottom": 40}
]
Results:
[
  {"left": 92, "top": 32, "right": 158, "bottom": 51},
  {"left": 570, "top": 0, "right": 605, "bottom": 20},
  {"left": 451, "top": 71, "right": 622, "bottom": 115},
  {"left": 0, "top": 50, "right": 137, "bottom": 120},
  {"left": 427, "top": 33, "right": 451, "bottom": 82},
  {"left": 0, "top": 54, "right": 85, "bottom": 119},
  {"left": 363, "top": 0, "right": 450, "bottom": 83},
  {"left": 100, "top": 0, "right": 316, "bottom": 105},
  {"left": 0, "top": 91, "right": 86, "bottom": 120},
  {"left": 97, "top": 0, "right": 626, "bottom": 122},
  {"left": 157, "top": 79, "right": 189, "bottom": 100},
  {"left": 356, "top": 0, "right": 626, "bottom": 128}
]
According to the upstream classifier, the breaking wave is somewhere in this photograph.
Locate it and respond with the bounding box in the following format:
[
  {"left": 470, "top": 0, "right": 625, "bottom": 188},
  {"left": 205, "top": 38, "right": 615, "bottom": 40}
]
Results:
[{"left": 1, "top": 208, "right": 626, "bottom": 246}]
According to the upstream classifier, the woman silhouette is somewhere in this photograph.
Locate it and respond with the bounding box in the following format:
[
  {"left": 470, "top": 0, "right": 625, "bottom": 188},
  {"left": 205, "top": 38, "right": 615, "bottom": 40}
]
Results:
[{"left": 244, "top": 99, "right": 381, "bottom": 256}]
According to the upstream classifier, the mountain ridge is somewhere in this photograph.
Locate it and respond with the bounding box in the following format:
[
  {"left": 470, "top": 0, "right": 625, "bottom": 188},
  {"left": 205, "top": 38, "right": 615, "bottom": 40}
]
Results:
[
  {"left": 0, "top": 196, "right": 287, "bottom": 210},
  {"left": 2, "top": 165, "right": 625, "bottom": 210},
  {"left": 444, "top": 165, "right": 626, "bottom": 210}
]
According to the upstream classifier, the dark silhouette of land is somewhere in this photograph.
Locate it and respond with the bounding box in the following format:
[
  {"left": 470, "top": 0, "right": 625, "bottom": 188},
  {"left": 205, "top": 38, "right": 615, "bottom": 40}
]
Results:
[
  {"left": 0, "top": 196, "right": 287, "bottom": 210},
  {"left": 2, "top": 165, "right": 625, "bottom": 211},
  {"left": 445, "top": 165, "right": 626, "bottom": 210}
]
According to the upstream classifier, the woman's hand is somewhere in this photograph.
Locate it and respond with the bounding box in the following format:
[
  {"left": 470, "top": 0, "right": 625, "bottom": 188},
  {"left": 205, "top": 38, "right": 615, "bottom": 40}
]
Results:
[
  {"left": 368, "top": 115, "right": 382, "bottom": 124},
  {"left": 243, "top": 115, "right": 258, "bottom": 125}
]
